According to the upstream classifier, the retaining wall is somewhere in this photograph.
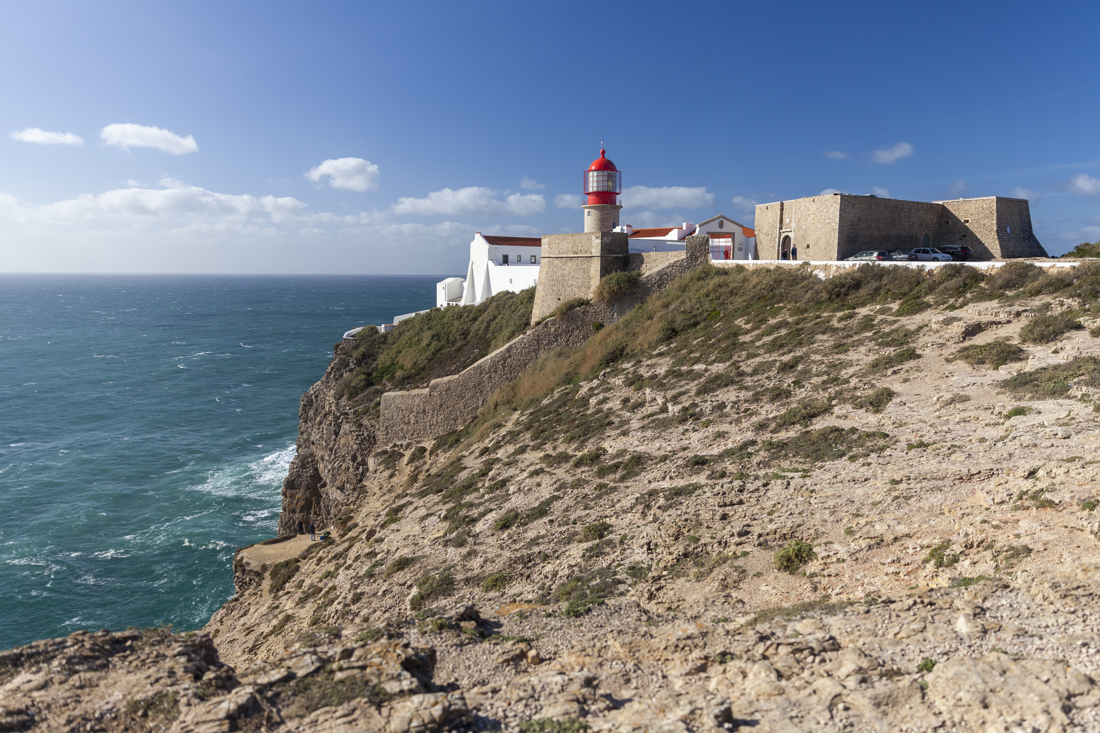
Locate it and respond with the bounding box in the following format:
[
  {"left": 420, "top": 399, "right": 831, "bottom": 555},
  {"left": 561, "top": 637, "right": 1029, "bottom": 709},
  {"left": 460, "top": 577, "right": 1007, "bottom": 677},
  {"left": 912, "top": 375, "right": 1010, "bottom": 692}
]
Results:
[{"left": 378, "top": 236, "right": 711, "bottom": 446}]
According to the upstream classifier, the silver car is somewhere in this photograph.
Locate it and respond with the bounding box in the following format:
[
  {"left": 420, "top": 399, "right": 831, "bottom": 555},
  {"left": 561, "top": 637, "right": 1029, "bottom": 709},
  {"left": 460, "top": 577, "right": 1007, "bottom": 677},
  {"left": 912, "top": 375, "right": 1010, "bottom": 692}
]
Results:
[{"left": 908, "top": 247, "right": 953, "bottom": 262}]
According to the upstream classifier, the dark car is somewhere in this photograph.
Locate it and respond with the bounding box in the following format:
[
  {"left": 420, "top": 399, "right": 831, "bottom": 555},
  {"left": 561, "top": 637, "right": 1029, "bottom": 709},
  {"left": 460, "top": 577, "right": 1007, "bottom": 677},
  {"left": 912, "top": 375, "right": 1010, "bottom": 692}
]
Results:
[
  {"left": 938, "top": 245, "right": 973, "bottom": 261},
  {"left": 844, "top": 250, "right": 890, "bottom": 261}
]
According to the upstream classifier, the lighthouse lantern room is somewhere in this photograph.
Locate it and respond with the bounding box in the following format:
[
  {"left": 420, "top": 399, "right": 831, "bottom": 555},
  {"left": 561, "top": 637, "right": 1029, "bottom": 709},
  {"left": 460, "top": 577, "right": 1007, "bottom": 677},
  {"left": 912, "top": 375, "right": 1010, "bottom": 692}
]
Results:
[{"left": 582, "top": 149, "right": 623, "bottom": 233}]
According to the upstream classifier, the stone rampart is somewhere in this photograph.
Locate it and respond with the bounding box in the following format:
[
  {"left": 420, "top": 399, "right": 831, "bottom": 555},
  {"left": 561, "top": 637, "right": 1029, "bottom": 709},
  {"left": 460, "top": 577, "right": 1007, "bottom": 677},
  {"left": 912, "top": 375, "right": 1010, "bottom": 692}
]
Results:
[
  {"left": 379, "top": 236, "right": 710, "bottom": 446},
  {"left": 755, "top": 194, "right": 1047, "bottom": 261},
  {"left": 530, "top": 232, "right": 629, "bottom": 323},
  {"left": 837, "top": 196, "right": 942, "bottom": 258}
]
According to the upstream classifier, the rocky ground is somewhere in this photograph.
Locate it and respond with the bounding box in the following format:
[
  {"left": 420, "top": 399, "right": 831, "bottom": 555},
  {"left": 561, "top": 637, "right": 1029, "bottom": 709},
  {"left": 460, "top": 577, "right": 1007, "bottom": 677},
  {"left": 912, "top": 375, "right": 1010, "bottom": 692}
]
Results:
[
  {"left": 6, "top": 564, "right": 1100, "bottom": 731},
  {"left": 8, "top": 265, "right": 1100, "bottom": 731}
]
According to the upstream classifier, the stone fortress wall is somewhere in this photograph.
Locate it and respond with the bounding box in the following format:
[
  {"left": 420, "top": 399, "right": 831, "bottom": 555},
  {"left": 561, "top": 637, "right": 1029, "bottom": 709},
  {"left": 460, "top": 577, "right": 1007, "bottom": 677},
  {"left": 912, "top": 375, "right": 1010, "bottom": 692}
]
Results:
[
  {"left": 378, "top": 237, "right": 710, "bottom": 446},
  {"left": 755, "top": 194, "right": 1047, "bottom": 261},
  {"left": 530, "top": 231, "right": 628, "bottom": 323}
]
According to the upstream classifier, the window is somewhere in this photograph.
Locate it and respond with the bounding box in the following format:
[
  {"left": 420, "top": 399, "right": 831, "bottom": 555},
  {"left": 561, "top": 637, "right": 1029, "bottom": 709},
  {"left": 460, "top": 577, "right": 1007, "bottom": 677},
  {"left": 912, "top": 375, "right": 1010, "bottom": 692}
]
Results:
[
  {"left": 530, "top": 255, "right": 537, "bottom": 264},
  {"left": 587, "top": 210, "right": 591, "bottom": 216},
  {"left": 584, "top": 169, "right": 621, "bottom": 194},
  {"left": 502, "top": 254, "right": 509, "bottom": 264}
]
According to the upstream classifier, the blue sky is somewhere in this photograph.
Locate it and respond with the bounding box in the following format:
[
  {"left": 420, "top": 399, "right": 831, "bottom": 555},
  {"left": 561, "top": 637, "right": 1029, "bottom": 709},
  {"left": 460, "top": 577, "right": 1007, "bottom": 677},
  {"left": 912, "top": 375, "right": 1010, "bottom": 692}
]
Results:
[{"left": 2, "top": 0, "right": 1099, "bottom": 274}]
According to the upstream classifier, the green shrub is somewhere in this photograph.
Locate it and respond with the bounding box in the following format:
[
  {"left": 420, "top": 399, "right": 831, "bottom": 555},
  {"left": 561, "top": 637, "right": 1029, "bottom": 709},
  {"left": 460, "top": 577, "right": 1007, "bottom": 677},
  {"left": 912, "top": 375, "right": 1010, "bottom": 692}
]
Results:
[
  {"left": 581, "top": 520, "right": 612, "bottom": 542},
  {"left": 1061, "top": 240, "right": 1100, "bottom": 258},
  {"left": 594, "top": 271, "right": 640, "bottom": 304},
  {"left": 383, "top": 556, "right": 417, "bottom": 578},
  {"left": 867, "top": 347, "right": 920, "bottom": 373},
  {"left": 854, "top": 387, "right": 895, "bottom": 413},
  {"left": 410, "top": 570, "right": 455, "bottom": 609},
  {"left": 269, "top": 558, "right": 300, "bottom": 595},
  {"left": 773, "top": 541, "right": 816, "bottom": 573},
  {"left": 1020, "top": 311, "right": 1082, "bottom": 344},
  {"left": 773, "top": 399, "right": 833, "bottom": 429},
  {"left": 923, "top": 542, "right": 959, "bottom": 568},
  {"left": 1002, "top": 356, "right": 1100, "bottom": 398},
  {"left": 1004, "top": 406, "right": 1033, "bottom": 419},
  {"left": 917, "top": 658, "right": 936, "bottom": 674},
  {"left": 951, "top": 339, "right": 1027, "bottom": 369},
  {"left": 480, "top": 572, "right": 510, "bottom": 592},
  {"left": 552, "top": 297, "right": 590, "bottom": 318}
]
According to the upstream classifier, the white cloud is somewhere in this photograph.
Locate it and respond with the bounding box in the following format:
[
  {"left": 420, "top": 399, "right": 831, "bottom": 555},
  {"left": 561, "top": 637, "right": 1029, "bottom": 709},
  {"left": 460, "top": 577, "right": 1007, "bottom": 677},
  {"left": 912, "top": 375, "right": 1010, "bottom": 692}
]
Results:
[
  {"left": 621, "top": 211, "right": 683, "bottom": 229},
  {"left": 481, "top": 224, "right": 542, "bottom": 236},
  {"left": 1066, "top": 174, "right": 1100, "bottom": 201},
  {"left": 392, "top": 187, "right": 544, "bottom": 216},
  {"left": 870, "top": 142, "right": 914, "bottom": 164},
  {"left": 554, "top": 193, "right": 584, "bottom": 209},
  {"left": 100, "top": 123, "right": 198, "bottom": 155},
  {"left": 730, "top": 195, "right": 759, "bottom": 214},
  {"left": 870, "top": 186, "right": 889, "bottom": 198},
  {"left": 305, "top": 157, "right": 380, "bottom": 192},
  {"left": 818, "top": 188, "right": 840, "bottom": 196},
  {"left": 621, "top": 185, "right": 714, "bottom": 210},
  {"left": 824, "top": 150, "right": 848, "bottom": 160},
  {"left": 1009, "top": 186, "right": 1041, "bottom": 202},
  {"left": 10, "top": 128, "right": 83, "bottom": 145},
  {"left": 520, "top": 176, "right": 545, "bottom": 190},
  {"left": 947, "top": 180, "right": 968, "bottom": 197}
]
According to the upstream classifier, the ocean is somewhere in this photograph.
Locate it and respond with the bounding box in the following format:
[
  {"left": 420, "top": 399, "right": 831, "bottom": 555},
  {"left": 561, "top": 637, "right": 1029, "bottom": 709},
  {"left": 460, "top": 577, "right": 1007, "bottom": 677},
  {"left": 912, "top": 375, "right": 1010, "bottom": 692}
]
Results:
[{"left": 0, "top": 274, "right": 438, "bottom": 651}]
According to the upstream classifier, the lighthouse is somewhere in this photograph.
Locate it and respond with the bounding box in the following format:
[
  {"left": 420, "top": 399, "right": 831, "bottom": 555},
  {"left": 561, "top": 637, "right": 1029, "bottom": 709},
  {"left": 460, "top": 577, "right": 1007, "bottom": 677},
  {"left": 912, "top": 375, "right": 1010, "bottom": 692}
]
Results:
[{"left": 582, "top": 149, "right": 622, "bottom": 233}]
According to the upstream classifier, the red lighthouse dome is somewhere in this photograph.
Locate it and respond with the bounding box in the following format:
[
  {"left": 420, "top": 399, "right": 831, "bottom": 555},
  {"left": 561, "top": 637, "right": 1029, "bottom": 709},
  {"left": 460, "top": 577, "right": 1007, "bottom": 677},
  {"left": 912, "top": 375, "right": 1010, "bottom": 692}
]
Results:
[{"left": 584, "top": 149, "right": 622, "bottom": 206}]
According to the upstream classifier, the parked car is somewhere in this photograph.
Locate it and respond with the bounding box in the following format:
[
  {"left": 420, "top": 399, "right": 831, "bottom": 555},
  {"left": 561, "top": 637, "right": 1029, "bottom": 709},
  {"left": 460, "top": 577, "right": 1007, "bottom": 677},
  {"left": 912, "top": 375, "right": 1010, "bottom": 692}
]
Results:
[
  {"left": 938, "top": 245, "right": 973, "bottom": 261},
  {"left": 845, "top": 250, "right": 890, "bottom": 261},
  {"left": 907, "top": 247, "right": 953, "bottom": 262},
  {"left": 888, "top": 250, "right": 911, "bottom": 260}
]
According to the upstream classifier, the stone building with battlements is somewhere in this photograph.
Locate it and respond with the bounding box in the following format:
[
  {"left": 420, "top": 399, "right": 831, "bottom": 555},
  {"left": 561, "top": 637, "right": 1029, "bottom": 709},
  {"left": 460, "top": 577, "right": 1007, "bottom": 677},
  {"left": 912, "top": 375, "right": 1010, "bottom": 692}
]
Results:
[{"left": 754, "top": 193, "right": 1047, "bottom": 261}]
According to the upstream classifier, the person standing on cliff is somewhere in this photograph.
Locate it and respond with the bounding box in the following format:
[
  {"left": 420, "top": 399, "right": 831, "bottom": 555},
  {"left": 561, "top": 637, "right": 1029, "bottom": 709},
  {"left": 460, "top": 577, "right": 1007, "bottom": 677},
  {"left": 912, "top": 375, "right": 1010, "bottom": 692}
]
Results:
[
  {"left": 308, "top": 523, "right": 315, "bottom": 541},
  {"left": 297, "top": 520, "right": 304, "bottom": 535}
]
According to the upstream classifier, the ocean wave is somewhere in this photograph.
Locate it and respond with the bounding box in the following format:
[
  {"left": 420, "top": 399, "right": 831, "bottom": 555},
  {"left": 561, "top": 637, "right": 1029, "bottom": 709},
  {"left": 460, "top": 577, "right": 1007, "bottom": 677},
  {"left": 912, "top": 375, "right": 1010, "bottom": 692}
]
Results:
[
  {"left": 5, "top": 557, "right": 46, "bottom": 566},
  {"left": 92, "top": 549, "right": 132, "bottom": 560},
  {"left": 240, "top": 343, "right": 255, "bottom": 348},
  {"left": 9, "top": 443, "right": 26, "bottom": 447},
  {"left": 183, "top": 444, "right": 294, "bottom": 501}
]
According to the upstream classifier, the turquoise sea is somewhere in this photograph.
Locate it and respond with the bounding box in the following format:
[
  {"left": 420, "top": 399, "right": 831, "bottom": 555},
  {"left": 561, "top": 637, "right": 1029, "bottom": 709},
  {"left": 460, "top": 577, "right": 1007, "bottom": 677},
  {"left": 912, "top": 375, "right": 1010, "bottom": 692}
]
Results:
[{"left": 0, "top": 274, "right": 438, "bottom": 651}]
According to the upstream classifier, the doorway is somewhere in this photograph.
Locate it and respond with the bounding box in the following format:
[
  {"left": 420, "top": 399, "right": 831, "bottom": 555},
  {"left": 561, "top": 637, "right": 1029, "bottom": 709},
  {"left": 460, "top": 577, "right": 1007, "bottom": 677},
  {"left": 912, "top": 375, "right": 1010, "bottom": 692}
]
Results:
[
  {"left": 780, "top": 235, "right": 792, "bottom": 260},
  {"left": 921, "top": 233, "right": 931, "bottom": 248}
]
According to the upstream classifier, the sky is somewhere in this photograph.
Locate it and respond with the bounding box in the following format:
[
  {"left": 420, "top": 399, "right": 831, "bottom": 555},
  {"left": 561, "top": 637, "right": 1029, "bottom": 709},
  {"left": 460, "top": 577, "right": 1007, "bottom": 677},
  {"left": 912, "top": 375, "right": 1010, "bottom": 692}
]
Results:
[{"left": 2, "top": 0, "right": 1099, "bottom": 275}]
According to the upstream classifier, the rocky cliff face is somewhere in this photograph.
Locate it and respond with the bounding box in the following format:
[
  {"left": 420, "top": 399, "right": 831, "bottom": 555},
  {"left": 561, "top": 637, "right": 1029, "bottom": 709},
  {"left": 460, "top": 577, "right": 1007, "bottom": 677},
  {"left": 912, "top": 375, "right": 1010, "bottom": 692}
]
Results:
[{"left": 276, "top": 351, "right": 376, "bottom": 537}]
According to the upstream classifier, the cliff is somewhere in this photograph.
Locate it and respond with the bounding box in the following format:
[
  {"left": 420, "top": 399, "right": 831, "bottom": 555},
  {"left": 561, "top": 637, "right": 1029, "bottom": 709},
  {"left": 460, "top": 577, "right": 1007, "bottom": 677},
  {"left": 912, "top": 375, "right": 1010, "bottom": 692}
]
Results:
[{"left": 9, "top": 261, "right": 1100, "bottom": 732}]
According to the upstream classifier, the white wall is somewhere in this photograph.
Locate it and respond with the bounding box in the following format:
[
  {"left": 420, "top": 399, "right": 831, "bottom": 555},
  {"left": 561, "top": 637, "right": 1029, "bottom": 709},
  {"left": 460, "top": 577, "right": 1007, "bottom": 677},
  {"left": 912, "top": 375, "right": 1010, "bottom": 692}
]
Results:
[
  {"left": 487, "top": 261, "right": 540, "bottom": 295},
  {"left": 436, "top": 277, "right": 464, "bottom": 308},
  {"left": 628, "top": 239, "right": 688, "bottom": 253}
]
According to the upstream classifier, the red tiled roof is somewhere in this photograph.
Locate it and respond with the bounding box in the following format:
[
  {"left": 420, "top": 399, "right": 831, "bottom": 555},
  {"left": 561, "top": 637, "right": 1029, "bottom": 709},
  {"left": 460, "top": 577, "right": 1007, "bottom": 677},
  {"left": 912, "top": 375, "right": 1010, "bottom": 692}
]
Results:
[
  {"left": 482, "top": 235, "right": 542, "bottom": 247},
  {"left": 628, "top": 227, "right": 675, "bottom": 238},
  {"left": 742, "top": 227, "right": 756, "bottom": 238}
]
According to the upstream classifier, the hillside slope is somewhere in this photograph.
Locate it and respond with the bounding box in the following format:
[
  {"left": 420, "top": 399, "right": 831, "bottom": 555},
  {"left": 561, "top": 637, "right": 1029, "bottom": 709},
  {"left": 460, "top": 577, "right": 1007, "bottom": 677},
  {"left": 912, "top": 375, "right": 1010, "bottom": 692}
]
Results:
[{"left": 202, "top": 263, "right": 1100, "bottom": 729}]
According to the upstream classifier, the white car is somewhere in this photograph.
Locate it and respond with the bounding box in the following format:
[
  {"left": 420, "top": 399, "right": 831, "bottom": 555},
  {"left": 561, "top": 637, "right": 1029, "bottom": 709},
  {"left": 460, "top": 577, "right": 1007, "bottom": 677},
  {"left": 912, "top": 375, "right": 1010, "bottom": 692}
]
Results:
[{"left": 908, "top": 247, "right": 953, "bottom": 262}]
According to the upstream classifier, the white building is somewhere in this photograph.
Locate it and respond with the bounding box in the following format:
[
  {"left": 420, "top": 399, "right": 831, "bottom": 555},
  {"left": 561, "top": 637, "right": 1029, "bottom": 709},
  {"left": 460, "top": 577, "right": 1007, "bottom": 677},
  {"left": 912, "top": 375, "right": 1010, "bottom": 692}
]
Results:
[
  {"left": 617, "top": 222, "right": 698, "bottom": 252},
  {"left": 696, "top": 215, "right": 757, "bottom": 261},
  {"left": 436, "top": 232, "right": 542, "bottom": 308},
  {"left": 615, "top": 215, "right": 756, "bottom": 260}
]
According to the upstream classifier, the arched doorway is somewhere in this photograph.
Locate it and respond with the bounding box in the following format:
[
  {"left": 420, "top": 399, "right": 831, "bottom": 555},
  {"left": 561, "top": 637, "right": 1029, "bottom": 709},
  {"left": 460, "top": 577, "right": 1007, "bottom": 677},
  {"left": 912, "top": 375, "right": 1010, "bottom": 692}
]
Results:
[
  {"left": 780, "top": 235, "right": 792, "bottom": 260},
  {"left": 921, "top": 233, "right": 931, "bottom": 248}
]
